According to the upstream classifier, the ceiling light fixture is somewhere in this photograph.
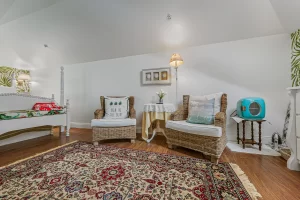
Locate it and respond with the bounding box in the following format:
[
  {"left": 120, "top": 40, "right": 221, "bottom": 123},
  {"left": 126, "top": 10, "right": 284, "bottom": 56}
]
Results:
[{"left": 166, "top": 13, "right": 172, "bottom": 20}]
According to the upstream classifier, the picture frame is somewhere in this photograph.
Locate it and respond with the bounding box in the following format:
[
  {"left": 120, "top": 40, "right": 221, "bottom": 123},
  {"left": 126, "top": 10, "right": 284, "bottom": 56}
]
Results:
[{"left": 141, "top": 67, "right": 172, "bottom": 85}]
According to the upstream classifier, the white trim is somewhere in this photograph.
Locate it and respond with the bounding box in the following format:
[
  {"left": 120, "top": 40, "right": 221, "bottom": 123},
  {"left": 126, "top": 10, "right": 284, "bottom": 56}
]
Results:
[
  {"left": 227, "top": 133, "right": 271, "bottom": 144},
  {"left": 71, "top": 122, "right": 91, "bottom": 129},
  {"left": 226, "top": 141, "right": 281, "bottom": 156},
  {"left": 136, "top": 126, "right": 142, "bottom": 133}
]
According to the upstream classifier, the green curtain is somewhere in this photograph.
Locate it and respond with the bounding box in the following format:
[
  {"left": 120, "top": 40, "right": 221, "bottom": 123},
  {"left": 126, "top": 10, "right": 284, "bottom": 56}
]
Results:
[{"left": 291, "top": 30, "right": 300, "bottom": 86}]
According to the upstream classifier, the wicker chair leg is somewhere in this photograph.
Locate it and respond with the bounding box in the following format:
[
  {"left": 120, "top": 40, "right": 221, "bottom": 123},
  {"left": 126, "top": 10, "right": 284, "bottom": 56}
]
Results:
[
  {"left": 93, "top": 141, "right": 99, "bottom": 146},
  {"left": 211, "top": 156, "right": 219, "bottom": 165},
  {"left": 131, "top": 139, "right": 135, "bottom": 144},
  {"left": 58, "top": 126, "right": 62, "bottom": 137}
]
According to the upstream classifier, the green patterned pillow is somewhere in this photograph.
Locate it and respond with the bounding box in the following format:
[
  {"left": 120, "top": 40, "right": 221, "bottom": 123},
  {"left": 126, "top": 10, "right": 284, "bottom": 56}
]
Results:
[{"left": 187, "top": 98, "right": 215, "bottom": 125}]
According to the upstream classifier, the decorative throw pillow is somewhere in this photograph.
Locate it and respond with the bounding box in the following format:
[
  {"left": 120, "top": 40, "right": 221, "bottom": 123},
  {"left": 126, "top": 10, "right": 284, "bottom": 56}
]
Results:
[
  {"left": 189, "top": 92, "right": 223, "bottom": 115},
  {"left": 32, "top": 102, "right": 63, "bottom": 111},
  {"left": 104, "top": 97, "right": 129, "bottom": 119},
  {"left": 187, "top": 98, "right": 215, "bottom": 125}
]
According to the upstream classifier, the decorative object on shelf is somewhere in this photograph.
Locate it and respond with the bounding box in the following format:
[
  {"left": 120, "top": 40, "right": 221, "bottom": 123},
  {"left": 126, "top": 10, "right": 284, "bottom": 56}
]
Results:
[
  {"left": 237, "top": 97, "right": 265, "bottom": 120},
  {"left": 142, "top": 103, "right": 175, "bottom": 143},
  {"left": 169, "top": 53, "right": 183, "bottom": 104},
  {"left": 156, "top": 89, "right": 167, "bottom": 104},
  {"left": 141, "top": 67, "right": 171, "bottom": 85}
]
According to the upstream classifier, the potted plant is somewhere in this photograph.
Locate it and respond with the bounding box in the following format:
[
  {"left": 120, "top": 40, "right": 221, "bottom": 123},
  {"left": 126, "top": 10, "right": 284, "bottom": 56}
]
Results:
[{"left": 156, "top": 89, "right": 167, "bottom": 104}]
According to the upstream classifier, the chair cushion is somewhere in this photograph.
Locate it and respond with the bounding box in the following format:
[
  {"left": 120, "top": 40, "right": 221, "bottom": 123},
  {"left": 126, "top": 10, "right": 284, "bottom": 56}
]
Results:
[
  {"left": 189, "top": 92, "right": 223, "bottom": 115},
  {"left": 91, "top": 118, "right": 136, "bottom": 127},
  {"left": 166, "top": 120, "right": 222, "bottom": 137}
]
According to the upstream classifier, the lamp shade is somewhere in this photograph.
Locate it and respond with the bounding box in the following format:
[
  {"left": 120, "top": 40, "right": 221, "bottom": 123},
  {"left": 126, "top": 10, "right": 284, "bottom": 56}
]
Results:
[
  {"left": 169, "top": 53, "right": 183, "bottom": 68},
  {"left": 17, "top": 74, "right": 31, "bottom": 81}
]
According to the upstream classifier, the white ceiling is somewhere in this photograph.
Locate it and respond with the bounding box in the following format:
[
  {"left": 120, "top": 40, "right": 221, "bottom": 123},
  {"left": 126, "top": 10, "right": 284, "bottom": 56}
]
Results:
[{"left": 0, "top": 0, "right": 299, "bottom": 65}]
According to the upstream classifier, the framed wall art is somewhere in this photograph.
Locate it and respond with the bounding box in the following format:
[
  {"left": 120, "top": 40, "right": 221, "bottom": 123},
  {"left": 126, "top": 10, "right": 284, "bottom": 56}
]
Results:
[{"left": 141, "top": 67, "right": 172, "bottom": 85}]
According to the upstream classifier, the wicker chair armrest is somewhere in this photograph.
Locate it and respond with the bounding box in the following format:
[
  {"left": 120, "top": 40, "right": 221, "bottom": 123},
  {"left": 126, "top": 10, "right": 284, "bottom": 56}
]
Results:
[
  {"left": 94, "top": 109, "right": 104, "bottom": 119},
  {"left": 214, "top": 112, "right": 226, "bottom": 128},
  {"left": 170, "top": 107, "right": 185, "bottom": 121},
  {"left": 130, "top": 108, "right": 136, "bottom": 119}
]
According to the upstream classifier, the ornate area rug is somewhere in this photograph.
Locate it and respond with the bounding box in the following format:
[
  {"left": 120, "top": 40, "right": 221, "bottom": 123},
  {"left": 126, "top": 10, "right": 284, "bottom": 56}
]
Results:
[{"left": 0, "top": 141, "right": 261, "bottom": 199}]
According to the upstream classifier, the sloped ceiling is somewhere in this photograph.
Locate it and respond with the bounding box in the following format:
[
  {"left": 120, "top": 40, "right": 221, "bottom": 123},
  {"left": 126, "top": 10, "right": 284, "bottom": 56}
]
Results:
[
  {"left": 0, "top": 0, "right": 62, "bottom": 25},
  {"left": 0, "top": 0, "right": 298, "bottom": 65},
  {"left": 269, "top": 0, "right": 300, "bottom": 33}
]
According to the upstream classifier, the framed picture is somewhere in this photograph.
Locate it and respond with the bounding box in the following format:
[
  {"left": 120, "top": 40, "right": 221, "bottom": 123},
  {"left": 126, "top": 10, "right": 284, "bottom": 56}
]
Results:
[
  {"left": 145, "top": 72, "right": 152, "bottom": 81},
  {"left": 142, "top": 67, "right": 172, "bottom": 85}
]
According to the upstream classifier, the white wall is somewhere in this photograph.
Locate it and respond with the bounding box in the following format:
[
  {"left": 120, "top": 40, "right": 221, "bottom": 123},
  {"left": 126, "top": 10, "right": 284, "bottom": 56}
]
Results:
[
  {"left": 0, "top": 44, "right": 19, "bottom": 93},
  {"left": 64, "top": 34, "right": 291, "bottom": 143},
  {"left": 0, "top": 39, "right": 62, "bottom": 101}
]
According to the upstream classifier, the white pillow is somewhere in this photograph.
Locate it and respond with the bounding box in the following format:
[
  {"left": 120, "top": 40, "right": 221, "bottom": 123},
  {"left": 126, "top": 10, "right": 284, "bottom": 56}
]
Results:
[
  {"left": 189, "top": 92, "right": 224, "bottom": 115},
  {"left": 103, "top": 97, "right": 129, "bottom": 119}
]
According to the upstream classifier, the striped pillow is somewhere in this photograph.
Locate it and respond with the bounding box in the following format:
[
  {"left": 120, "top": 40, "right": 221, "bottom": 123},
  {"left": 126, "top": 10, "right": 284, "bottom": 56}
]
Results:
[{"left": 187, "top": 98, "right": 215, "bottom": 125}]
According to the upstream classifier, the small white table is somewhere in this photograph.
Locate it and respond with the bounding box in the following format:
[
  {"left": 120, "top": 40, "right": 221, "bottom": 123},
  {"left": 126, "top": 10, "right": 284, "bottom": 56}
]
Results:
[{"left": 142, "top": 103, "right": 176, "bottom": 143}]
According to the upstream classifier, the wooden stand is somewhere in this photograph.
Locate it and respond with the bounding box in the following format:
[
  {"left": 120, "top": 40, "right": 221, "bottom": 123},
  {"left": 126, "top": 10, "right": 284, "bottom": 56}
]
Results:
[{"left": 237, "top": 119, "right": 265, "bottom": 151}]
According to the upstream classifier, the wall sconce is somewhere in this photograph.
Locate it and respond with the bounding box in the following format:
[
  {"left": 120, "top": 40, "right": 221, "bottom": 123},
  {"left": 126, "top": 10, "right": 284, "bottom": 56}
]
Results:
[{"left": 17, "top": 74, "right": 31, "bottom": 83}]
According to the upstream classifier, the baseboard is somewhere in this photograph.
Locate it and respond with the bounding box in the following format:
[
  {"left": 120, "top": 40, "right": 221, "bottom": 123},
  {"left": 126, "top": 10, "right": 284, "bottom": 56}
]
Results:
[
  {"left": 69, "top": 123, "right": 270, "bottom": 141},
  {"left": 227, "top": 133, "right": 271, "bottom": 144},
  {"left": 71, "top": 122, "right": 91, "bottom": 129}
]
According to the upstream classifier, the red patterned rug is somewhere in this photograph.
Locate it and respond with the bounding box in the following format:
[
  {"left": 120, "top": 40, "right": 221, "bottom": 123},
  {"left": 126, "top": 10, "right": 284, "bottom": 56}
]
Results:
[{"left": 0, "top": 141, "right": 261, "bottom": 199}]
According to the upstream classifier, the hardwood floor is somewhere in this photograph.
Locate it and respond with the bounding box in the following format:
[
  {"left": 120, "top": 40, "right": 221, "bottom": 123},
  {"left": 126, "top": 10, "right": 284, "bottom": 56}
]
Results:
[{"left": 1, "top": 128, "right": 300, "bottom": 200}]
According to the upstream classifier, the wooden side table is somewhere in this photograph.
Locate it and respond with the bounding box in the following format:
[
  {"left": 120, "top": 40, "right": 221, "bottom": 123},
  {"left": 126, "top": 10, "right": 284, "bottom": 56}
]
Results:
[
  {"left": 142, "top": 103, "right": 175, "bottom": 143},
  {"left": 237, "top": 119, "right": 266, "bottom": 151}
]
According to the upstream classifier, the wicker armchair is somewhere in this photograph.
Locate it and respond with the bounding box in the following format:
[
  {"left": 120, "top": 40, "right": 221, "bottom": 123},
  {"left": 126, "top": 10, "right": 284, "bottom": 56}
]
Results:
[
  {"left": 165, "top": 94, "right": 227, "bottom": 164},
  {"left": 92, "top": 96, "right": 136, "bottom": 145}
]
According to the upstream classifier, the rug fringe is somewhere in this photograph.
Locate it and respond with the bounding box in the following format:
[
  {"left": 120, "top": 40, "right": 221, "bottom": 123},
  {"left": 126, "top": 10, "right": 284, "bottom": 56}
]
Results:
[
  {"left": 229, "top": 163, "right": 262, "bottom": 200},
  {"left": 0, "top": 140, "right": 79, "bottom": 169}
]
